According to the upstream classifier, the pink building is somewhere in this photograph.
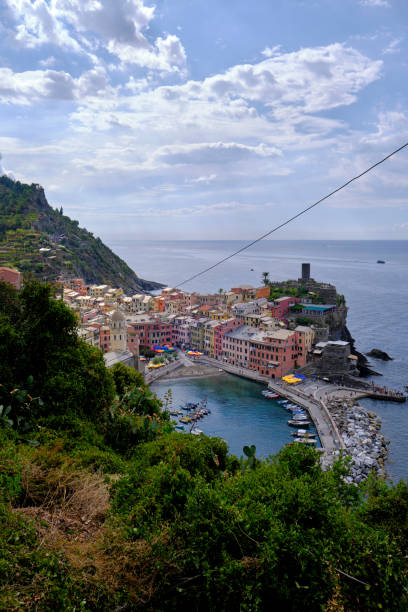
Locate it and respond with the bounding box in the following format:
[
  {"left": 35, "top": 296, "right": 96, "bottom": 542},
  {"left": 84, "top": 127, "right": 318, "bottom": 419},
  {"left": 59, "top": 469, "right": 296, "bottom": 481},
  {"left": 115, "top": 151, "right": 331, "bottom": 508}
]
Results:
[
  {"left": 0, "top": 267, "right": 22, "bottom": 290},
  {"left": 100, "top": 326, "right": 110, "bottom": 353},
  {"left": 223, "top": 325, "right": 254, "bottom": 367},
  {"left": 214, "top": 318, "right": 242, "bottom": 358},
  {"left": 266, "top": 296, "right": 299, "bottom": 319},
  {"left": 172, "top": 317, "right": 191, "bottom": 348},
  {"left": 249, "top": 329, "right": 304, "bottom": 379},
  {"left": 128, "top": 317, "right": 172, "bottom": 349}
]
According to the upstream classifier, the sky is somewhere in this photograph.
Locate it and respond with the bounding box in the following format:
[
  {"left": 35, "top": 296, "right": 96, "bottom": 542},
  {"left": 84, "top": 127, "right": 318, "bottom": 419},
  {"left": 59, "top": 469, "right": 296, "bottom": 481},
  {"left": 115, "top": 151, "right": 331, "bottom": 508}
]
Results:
[{"left": 0, "top": 0, "right": 408, "bottom": 241}]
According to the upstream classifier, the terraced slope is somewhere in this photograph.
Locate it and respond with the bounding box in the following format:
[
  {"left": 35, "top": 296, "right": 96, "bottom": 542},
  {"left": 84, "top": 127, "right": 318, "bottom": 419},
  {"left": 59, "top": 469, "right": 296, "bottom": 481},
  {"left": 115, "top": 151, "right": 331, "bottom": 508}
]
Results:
[{"left": 0, "top": 176, "right": 163, "bottom": 293}]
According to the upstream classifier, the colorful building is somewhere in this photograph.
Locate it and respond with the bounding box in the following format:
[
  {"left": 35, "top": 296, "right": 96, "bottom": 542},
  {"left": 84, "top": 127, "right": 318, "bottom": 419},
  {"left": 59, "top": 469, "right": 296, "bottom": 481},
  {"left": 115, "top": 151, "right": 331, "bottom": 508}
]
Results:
[
  {"left": 0, "top": 266, "right": 22, "bottom": 290},
  {"left": 248, "top": 329, "right": 304, "bottom": 379}
]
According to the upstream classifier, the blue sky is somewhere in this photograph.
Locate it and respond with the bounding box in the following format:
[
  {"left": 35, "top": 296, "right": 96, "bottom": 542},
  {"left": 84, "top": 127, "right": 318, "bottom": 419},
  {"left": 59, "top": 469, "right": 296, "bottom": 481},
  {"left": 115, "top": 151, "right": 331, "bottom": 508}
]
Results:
[{"left": 0, "top": 0, "right": 407, "bottom": 240}]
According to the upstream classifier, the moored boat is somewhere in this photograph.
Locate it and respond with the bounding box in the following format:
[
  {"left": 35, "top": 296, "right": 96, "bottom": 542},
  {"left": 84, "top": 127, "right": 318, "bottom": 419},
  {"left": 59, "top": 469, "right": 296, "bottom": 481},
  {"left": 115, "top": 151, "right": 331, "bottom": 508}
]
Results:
[
  {"left": 288, "top": 419, "right": 311, "bottom": 427},
  {"left": 291, "top": 430, "right": 317, "bottom": 437},
  {"left": 294, "top": 437, "right": 317, "bottom": 444}
]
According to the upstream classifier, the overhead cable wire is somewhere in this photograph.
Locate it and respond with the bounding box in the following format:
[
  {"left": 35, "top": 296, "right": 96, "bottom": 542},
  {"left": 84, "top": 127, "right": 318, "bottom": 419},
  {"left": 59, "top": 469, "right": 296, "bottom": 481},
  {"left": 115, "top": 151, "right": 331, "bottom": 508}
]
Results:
[{"left": 175, "top": 141, "right": 408, "bottom": 288}]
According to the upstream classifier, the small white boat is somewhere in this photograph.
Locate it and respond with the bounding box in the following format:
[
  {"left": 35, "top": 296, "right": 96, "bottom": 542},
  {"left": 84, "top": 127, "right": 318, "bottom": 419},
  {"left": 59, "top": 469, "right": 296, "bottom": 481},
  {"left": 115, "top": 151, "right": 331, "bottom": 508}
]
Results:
[
  {"left": 191, "top": 428, "right": 203, "bottom": 435},
  {"left": 288, "top": 419, "right": 311, "bottom": 427},
  {"left": 294, "top": 437, "right": 317, "bottom": 445},
  {"left": 291, "top": 429, "right": 316, "bottom": 437}
]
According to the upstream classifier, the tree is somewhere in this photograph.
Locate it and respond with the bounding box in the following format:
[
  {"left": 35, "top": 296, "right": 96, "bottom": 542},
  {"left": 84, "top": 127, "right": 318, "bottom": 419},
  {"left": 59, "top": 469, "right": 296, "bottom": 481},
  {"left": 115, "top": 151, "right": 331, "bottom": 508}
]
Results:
[
  {"left": 262, "top": 271, "right": 270, "bottom": 286},
  {"left": 111, "top": 362, "right": 146, "bottom": 397},
  {"left": 0, "top": 281, "right": 115, "bottom": 423}
]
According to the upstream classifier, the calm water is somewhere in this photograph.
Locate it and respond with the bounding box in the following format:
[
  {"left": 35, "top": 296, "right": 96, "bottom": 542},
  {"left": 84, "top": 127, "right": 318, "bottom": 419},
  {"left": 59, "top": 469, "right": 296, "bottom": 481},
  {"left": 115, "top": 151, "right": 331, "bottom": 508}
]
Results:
[
  {"left": 104, "top": 239, "right": 408, "bottom": 481},
  {"left": 152, "top": 374, "right": 320, "bottom": 460}
]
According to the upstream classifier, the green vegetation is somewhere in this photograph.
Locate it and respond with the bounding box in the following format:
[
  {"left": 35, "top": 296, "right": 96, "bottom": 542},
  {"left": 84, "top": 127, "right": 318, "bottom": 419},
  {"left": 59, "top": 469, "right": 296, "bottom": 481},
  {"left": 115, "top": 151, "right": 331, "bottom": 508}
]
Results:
[
  {"left": 0, "top": 281, "right": 408, "bottom": 610},
  {"left": 0, "top": 176, "right": 162, "bottom": 293},
  {"left": 268, "top": 283, "right": 309, "bottom": 301}
]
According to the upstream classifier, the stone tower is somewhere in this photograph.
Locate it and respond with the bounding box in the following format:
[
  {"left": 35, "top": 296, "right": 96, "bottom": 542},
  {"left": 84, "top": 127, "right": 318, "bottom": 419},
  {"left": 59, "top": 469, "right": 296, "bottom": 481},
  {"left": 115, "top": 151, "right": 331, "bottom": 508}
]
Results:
[
  {"left": 301, "top": 263, "right": 310, "bottom": 281},
  {"left": 110, "top": 309, "right": 127, "bottom": 351}
]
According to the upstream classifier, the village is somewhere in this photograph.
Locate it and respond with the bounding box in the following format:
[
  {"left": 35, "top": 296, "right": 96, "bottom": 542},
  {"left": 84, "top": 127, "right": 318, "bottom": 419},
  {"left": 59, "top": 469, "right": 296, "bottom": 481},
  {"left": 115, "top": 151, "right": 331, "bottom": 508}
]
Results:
[{"left": 54, "top": 262, "right": 361, "bottom": 380}]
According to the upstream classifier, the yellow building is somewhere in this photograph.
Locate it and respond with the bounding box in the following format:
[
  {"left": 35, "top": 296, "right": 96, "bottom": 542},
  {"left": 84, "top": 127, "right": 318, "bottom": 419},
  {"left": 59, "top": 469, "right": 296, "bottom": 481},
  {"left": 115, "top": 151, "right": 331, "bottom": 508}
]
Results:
[
  {"left": 203, "top": 320, "right": 219, "bottom": 357},
  {"left": 209, "top": 309, "right": 230, "bottom": 321},
  {"left": 295, "top": 325, "right": 315, "bottom": 353}
]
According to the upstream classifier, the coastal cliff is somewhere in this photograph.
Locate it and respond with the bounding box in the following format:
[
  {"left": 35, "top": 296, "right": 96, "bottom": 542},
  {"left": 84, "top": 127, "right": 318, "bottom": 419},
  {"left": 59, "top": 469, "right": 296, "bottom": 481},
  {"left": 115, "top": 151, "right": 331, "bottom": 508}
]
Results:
[{"left": 0, "top": 176, "right": 163, "bottom": 293}]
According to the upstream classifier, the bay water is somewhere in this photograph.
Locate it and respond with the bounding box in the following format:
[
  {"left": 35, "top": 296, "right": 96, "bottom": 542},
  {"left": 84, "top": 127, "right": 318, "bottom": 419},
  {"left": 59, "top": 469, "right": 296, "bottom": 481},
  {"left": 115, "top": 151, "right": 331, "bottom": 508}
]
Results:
[{"left": 105, "top": 239, "right": 408, "bottom": 481}]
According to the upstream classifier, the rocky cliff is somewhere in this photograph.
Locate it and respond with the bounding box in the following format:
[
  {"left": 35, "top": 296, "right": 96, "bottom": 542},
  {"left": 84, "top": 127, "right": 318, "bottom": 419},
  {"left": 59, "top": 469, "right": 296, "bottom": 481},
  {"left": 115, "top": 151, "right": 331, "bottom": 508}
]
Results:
[{"left": 0, "top": 176, "right": 163, "bottom": 293}]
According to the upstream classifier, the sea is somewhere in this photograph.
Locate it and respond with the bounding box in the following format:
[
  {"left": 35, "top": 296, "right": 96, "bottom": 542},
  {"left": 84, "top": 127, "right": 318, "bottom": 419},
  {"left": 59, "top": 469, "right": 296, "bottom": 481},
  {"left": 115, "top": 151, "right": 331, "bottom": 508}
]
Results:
[{"left": 104, "top": 239, "right": 408, "bottom": 482}]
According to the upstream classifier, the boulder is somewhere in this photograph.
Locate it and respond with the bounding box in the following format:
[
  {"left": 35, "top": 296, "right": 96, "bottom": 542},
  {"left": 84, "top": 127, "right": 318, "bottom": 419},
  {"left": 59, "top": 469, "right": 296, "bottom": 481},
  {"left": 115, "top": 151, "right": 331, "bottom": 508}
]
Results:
[{"left": 366, "top": 348, "right": 393, "bottom": 361}]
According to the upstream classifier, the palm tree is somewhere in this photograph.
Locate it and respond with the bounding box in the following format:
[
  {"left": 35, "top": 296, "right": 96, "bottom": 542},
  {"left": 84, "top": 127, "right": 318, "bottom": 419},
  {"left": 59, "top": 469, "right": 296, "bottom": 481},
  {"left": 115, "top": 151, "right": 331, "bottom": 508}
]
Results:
[{"left": 262, "top": 272, "right": 270, "bottom": 286}]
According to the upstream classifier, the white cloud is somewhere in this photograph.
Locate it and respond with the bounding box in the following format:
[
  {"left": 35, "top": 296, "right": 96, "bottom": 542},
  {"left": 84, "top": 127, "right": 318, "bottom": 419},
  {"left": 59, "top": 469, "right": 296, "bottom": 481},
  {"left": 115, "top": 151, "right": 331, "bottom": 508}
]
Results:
[
  {"left": 39, "top": 55, "right": 57, "bottom": 67},
  {"left": 382, "top": 37, "right": 402, "bottom": 55},
  {"left": 0, "top": 153, "right": 14, "bottom": 178},
  {"left": 4, "top": 0, "right": 187, "bottom": 73},
  {"left": 152, "top": 142, "right": 281, "bottom": 166},
  {"left": 261, "top": 45, "right": 281, "bottom": 58},
  {"left": 189, "top": 174, "right": 217, "bottom": 184},
  {"left": 359, "top": 0, "right": 390, "bottom": 7},
  {"left": 0, "top": 66, "right": 113, "bottom": 104}
]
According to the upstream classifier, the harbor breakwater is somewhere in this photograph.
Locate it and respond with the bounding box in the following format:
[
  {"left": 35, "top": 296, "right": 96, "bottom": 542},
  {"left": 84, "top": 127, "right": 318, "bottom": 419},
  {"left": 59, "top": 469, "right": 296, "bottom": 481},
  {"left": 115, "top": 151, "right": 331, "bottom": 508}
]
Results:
[{"left": 327, "top": 397, "right": 389, "bottom": 484}]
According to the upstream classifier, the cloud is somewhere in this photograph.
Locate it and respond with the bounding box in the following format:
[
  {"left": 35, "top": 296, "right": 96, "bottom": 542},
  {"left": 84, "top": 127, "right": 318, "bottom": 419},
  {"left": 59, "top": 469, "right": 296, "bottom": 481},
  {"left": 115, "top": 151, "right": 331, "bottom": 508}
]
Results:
[
  {"left": 86, "top": 200, "right": 272, "bottom": 218},
  {"left": 189, "top": 174, "right": 217, "bottom": 184},
  {"left": 4, "top": 0, "right": 187, "bottom": 73},
  {"left": 359, "top": 0, "right": 390, "bottom": 6},
  {"left": 39, "top": 55, "right": 57, "bottom": 67},
  {"left": 261, "top": 45, "right": 281, "bottom": 58},
  {"left": 382, "top": 37, "right": 402, "bottom": 55},
  {"left": 152, "top": 142, "right": 281, "bottom": 166},
  {"left": 0, "top": 66, "right": 112, "bottom": 104},
  {"left": 0, "top": 153, "right": 14, "bottom": 178}
]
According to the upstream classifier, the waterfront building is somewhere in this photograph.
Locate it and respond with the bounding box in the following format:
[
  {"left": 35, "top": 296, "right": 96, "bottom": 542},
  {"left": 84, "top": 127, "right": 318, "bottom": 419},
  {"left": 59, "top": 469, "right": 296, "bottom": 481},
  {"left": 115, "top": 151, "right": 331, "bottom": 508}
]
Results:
[
  {"left": 189, "top": 317, "right": 208, "bottom": 351},
  {"left": 249, "top": 329, "right": 303, "bottom": 378},
  {"left": 223, "top": 325, "right": 255, "bottom": 368},
  {"left": 171, "top": 316, "right": 192, "bottom": 348},
  {"left": 203, "top": 320, "right": 219, "bottom": 357},
  {"left": 214, "top": 318, "right": 242, "bottom": 358}
]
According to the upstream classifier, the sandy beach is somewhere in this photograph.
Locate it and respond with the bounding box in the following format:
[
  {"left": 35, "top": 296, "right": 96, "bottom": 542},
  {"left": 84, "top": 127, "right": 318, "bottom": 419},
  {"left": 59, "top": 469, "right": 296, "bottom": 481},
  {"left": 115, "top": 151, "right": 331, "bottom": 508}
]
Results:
[{"left": 159, "top": 363, "right": 225, "bottom": 380}]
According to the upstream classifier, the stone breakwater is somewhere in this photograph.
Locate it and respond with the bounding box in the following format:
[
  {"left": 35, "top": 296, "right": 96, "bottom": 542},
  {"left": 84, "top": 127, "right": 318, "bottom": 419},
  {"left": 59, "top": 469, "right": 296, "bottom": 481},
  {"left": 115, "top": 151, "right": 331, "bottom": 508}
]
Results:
[{"left": 326, "top": 397, "right": 389, "bottom": 484}]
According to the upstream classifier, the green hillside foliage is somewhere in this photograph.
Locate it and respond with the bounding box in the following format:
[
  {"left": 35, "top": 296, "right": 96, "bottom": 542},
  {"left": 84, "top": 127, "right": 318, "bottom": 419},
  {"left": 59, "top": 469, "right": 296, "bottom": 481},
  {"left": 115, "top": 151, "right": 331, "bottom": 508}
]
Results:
[
  {"left": 0, "top": 176, "right": 162, "bottom": 293},
  {"left": 0, "top": 281, "right": 407, "bottom": 610}
]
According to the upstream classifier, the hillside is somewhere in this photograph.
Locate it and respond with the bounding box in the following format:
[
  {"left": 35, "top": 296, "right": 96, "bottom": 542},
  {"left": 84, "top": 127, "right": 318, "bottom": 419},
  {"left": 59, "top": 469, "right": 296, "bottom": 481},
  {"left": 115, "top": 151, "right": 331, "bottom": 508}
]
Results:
[{"left": 0, "top": 176, "right": 163, "bottom": 293}]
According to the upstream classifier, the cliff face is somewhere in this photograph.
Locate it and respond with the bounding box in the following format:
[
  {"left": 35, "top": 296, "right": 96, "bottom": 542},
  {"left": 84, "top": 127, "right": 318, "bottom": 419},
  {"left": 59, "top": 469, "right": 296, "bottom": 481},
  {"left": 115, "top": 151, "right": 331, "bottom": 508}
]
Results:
[{"left": 0, "top": 176, "right": 163, "bottom": 293}]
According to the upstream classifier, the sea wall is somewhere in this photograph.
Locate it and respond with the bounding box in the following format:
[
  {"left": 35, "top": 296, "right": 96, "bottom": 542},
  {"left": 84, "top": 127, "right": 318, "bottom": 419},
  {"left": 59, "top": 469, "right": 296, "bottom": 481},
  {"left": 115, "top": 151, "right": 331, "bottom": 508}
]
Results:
[{"left": 327, "top": 397, "right": 389, "bottom": 483}]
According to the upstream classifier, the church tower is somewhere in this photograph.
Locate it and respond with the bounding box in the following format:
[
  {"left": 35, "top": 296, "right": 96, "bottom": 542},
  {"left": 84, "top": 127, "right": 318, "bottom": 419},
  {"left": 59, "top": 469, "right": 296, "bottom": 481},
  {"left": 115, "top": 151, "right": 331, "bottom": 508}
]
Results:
[{"left": 110, "top": 309, "right": 127, "bottom": 351}]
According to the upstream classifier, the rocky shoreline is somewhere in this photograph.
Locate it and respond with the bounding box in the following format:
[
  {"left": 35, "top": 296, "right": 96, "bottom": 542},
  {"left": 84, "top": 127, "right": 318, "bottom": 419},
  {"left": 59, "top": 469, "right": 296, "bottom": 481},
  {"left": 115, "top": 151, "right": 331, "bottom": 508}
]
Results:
[{"left": 326, "top": 396, "right": 389, "bottom": 483}]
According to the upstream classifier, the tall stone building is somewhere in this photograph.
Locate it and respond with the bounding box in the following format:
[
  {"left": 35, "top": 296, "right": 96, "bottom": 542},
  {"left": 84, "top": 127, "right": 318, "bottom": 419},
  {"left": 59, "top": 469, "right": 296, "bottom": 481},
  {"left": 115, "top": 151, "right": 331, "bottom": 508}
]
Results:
[{"left": 110, "top": 309, "right": 127, "bottom": 352}]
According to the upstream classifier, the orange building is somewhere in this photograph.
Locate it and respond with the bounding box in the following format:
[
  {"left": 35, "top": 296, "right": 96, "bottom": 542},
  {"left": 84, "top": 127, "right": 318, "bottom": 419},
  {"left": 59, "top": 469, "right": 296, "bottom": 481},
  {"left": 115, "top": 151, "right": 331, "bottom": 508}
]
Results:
[{"left": 0, "top": 267, "right": 22, "bottom": 290}]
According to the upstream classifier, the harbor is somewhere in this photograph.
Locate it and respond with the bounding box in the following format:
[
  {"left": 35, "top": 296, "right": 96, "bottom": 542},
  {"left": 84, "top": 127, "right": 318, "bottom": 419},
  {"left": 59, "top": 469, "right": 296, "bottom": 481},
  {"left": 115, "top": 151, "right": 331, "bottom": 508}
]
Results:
[{"left": 152, "top": 352, "right": 404, "bottom": 479}]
